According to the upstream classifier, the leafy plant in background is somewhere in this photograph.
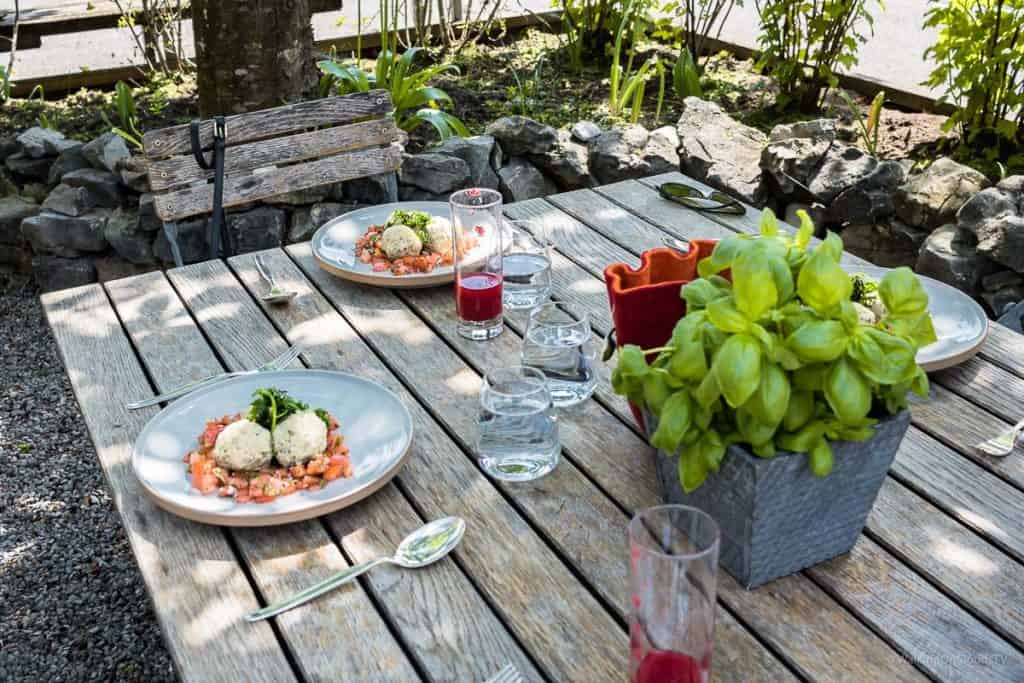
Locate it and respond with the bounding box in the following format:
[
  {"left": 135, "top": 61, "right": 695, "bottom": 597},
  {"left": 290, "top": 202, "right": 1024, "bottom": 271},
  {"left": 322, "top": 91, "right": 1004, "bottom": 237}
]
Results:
[
  {"left": 101, "top": 81, "right": 144, "bottom": 150},
  {"left": 608, "top": 0, "right": 666, "bottom": 123},
  {"left": 923, "top": 0, "right": 1024, "bottom": 158},
  {"left": 510, "top": 53, "right": 546, "bottom": 118},
  {"left": 838, "top": 89, "right": 884, "bottom": 157},
  {"left": 318, "top": 47, "right": 468, "bottom": 140},
  {"left": 654, "top": 0, "right": 741, "bottom": 73},
  {"left": 26, "top": 85, "right": 61, "bottom": 130},
  {"left": 754, "top": 0, "right": 881, "bottom": 112},
  {"left": 0, "top": 65, "right": 11, "bottom": 104},
  {"left": 611, "top": 210, "right": 935, "bottom": 491},
  {"left": 556, "top": 0, "right": 620, "bottom": 71},
  {"left": 672, "top": 47, "right": 703, "bottom": 99}
]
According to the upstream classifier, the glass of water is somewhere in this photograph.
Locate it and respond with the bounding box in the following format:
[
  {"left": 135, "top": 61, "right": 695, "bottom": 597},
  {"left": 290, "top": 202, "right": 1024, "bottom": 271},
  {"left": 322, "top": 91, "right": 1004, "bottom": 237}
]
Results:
[
  {"left": 521, "top": 302, "right": 598, "bottom": 407},
  {"left": 477, "top": 365, "right": 560, "bottom": 482},
  {"left": 503, "top": 220, "right": 552, "bottom": 310}
]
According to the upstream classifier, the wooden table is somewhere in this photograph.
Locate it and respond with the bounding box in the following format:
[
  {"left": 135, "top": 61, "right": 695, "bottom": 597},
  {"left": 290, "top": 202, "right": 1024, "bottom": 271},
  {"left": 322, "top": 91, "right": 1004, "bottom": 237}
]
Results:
[{"left": 42, "top": 172, "right": 1024, "bottom": 682}]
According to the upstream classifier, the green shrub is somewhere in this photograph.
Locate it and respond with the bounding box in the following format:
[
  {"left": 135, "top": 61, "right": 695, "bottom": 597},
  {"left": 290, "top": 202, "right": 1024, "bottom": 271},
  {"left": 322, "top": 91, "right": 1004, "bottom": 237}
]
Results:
[
  {"left": 318, "top": 48, "right": 469, "bottom": 141},
  {"left": 608, "top": 0, "right": 666, "bottom": 123},
  {"left": 654, "top": 0, "right": 742, "bottom": 74},
  {"left": 923, "top": 0, "right": 1024, "bottom": 153},
  {"left": 101, "top": 81, "right": 144, "bottom": 151},
  {"left": 611, "top": 211, "right": 934, "bottom": 491},
  {"left": 754, "top": 0, "right": 881, "bottom": 112}
]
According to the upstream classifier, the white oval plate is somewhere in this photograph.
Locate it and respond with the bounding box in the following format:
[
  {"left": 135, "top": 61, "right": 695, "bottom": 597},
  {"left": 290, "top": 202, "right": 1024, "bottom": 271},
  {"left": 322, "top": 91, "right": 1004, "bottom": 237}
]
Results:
[
  {"left": 849, "top": 266, "right": 989, "bottom": 372},
  {"left": 312, "top": 201, "right": 455, "bottom": 289},
  {"left": 132, "top": 370, "right": 413, "bottom": 526}
]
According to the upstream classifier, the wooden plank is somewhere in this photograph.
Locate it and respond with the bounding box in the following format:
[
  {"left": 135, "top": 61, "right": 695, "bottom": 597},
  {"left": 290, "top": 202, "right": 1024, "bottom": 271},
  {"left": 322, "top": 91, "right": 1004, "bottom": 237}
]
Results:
[
  {"left": 932, "top": 354, "right": 1024, "bottom": 424},
  {"left": 105, "top": 271, "right": 419, "bottom": 682},
  {"left": 595, "top": 179, "right": 740, "bottom": 242},
  {"left": 142, "top": 90, "right": 394, "bottom": 158},
  {"left": 809, "top": 536, "right": 1024, "bottom": 682},
  {"left": 287, "top": 243, "right": 928, "bottom": 683},
  {"left": 225, "top": 251, "right": 546, "bottom": 683},
  {"left": 979, "top": 322, "right": 1024, "bottom": 380},
  {"left": 636, "top": 171, "right": 763, "bottom": 234},
  {"left": 148, "top": 119, "right": 400, "bottom": 191},
  {"left": 153, "top": 143, "right": 402, "bottom": 222},
  {"left": 868, "top": 477, "right": 1024, "bottom": 650},
  {"left": 184, "top": 251, "right": 614, "bottom": 682},
  {"left": 890, "top": 428, "right": 1024, "bottom": 563},
  {"left": 40, "top": 283, "right": 296, "bottom": 683}
]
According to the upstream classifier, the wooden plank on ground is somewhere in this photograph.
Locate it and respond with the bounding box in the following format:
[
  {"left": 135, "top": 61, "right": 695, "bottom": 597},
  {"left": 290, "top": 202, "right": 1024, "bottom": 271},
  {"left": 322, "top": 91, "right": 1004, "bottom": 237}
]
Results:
[
  {"left": 105, "top": 271, "right": 419, "bottom": 682},
  {"left": 225, "top": 251, "right": 547, "bottom": 683},
  {"left": 147, "top": 119, "right": 399, "bottom": 191},
  {"left": 40, "top": 284, "right": 296, "bottom": 683},
  {"left": 216, "top": 248, "right": 624, "bottom": 682},
  {"left": 142, "top": 90, "right": 394, "bottom": 157},
  {"left": 153, "top": 144, "right": 402, "bottom": 222}
]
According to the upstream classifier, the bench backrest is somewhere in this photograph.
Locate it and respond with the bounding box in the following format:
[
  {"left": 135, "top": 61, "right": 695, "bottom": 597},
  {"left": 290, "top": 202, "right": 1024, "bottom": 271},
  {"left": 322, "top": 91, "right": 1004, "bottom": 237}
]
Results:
[{"left": 142, "top": 89, "right": 403, "bottom": 224}]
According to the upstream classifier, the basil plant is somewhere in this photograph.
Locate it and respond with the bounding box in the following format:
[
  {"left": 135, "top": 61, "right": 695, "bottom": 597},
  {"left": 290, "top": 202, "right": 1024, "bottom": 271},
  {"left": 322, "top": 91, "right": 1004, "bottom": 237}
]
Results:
[{"left": 612, "top": 210, "right": 937, "bottom": 492}]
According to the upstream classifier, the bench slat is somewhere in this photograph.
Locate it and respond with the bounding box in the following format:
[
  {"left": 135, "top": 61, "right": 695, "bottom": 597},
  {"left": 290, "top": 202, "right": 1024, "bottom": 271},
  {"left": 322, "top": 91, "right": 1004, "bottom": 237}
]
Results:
[
  {"left": 142, "top": 90, "right": 394, "bottom": 159},
  {"left": 153, "top": 143, "right": 401, "bottom": 222},
  {"left": 147, "top": 118, "right": 399, "bottom": 192}
]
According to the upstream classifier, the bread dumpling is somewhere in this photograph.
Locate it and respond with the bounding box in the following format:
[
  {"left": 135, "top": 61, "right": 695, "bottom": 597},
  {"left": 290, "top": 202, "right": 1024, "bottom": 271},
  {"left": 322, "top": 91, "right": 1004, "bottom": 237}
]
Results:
[
  {"left": 273, "top": 410, "right": 328, "bottom": 466},
  {"left": 426, "top": 216, "right": 453, "bottom": 256},
  {"left": 380, "top": 225, "right": 422, "bottom": 259},
  {"left": 213, "top": 419, "right": 273, "bottom": 471}
]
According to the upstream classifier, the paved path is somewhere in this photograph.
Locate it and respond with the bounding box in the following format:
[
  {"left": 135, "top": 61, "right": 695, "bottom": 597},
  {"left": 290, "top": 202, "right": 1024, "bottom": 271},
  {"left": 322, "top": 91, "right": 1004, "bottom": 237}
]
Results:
[{"left": 9, "top": 0, "right": 939, "bottom": 103}]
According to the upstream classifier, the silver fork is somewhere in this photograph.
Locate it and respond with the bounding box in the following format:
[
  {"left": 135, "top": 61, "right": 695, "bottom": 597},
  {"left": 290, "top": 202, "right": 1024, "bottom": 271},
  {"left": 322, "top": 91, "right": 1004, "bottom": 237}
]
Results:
[
  {"left": 975, "top": 417, "right": 1024, "bottom": 457},
  {"left": 483, "top": 663, "right": 522, "bottom": 683},
  {"left": 127, "top": 342, "right": 306, "bottom": 410}
]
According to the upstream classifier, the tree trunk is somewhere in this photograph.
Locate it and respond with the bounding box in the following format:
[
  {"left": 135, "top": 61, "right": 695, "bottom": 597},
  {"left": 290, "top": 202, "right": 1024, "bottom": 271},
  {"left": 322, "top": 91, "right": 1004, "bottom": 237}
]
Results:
[{"left": 191, "top": 0, "right": 315, "bottom": 117}]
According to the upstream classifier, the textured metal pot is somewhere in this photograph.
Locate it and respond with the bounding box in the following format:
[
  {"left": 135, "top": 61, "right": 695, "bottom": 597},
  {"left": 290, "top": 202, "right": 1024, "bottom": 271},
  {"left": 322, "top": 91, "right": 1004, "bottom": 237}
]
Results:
[{"left": 645, "top": 409, "right": 911, "bottom": 589}]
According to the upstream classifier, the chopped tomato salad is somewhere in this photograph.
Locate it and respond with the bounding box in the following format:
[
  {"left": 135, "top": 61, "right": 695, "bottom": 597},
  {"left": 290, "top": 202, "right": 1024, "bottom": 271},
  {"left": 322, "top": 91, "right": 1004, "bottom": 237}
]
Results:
[
  {"left": 356, "top": 225, "right": 452, "bottom": 275},
  {"left": 184, "top": 413, "right": 353, "bottom": 504}
]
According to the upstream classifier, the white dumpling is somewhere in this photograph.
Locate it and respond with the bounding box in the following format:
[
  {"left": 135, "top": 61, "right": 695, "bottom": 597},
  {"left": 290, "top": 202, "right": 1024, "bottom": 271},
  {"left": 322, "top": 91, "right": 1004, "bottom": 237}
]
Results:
[
  {"left": 213, "top": 419, "right": 273, "bottom": 471},
  {"left": 380, "top": 224, "right": 422, "bottom": 259},
  {"left": 426, "top": 216, "right": 453, "bottom": 256},
  {"left": 273, "top": 411, "right": 328, "bottom": 466}
]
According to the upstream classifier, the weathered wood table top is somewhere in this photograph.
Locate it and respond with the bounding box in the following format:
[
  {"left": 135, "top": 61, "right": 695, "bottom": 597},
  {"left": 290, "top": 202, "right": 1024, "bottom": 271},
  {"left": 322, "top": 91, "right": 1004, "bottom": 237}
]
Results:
[{"left": 42, "top": 172, "right": 1024, "bottom": 682}]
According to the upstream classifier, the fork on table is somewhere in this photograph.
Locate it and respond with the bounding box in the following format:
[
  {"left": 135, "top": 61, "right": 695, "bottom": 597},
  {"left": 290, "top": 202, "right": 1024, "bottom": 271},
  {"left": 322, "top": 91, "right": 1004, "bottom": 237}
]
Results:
[{"left": 975, "top": 417, "right": 1024, "bottom": 457}]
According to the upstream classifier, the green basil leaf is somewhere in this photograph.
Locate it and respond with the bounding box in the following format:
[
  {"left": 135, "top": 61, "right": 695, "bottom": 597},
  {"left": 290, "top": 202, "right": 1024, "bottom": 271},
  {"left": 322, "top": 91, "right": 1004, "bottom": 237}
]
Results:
[
  {"left": 737, "top": 406, "right": 777, "bottom": 446},
  {"left": 713, "top": 333, "right": 762, "bottom": 408},
  {"left": 792, "top": 364, "right": 829, "bottom": 391},
  {"left": 733, "top": 248, "right": 778, "bottom": 320},
  {"left": 667, "top": 340, "right": 707, "bottom": 382},
  {"left": 697, "top": 234, "right": 752, "bottom": 278},
  {"left": 707, "top": 297, "right": 750, "bottom": 333},
  {"left": 617, "top": 344, "right": 649, "bottom": 378},
  {"left": 777, "top": 420, "right": 828, "bottom": 453},
  {"left": 808, "top": 438, "right": 834, "bottom": 477},
  {"left": 884, "top": 312, "right": 939, "bottom": 349},
  {"left": 825, "top": 356, "right": 872, "bottom": 424},
  {"left": 768, "top": 254, "right": 796, "bottom": 303},
  {"left": 643, "top": 369, "right": 672, "bottom": 416},
  {"left": 910, "top": 366, "right": 929, "bottom": 398},
  {"left": 794, "top": 209, "right": 814, "bottom": 250},
  {"left": 861, "top": 328, "right": 918, "bottom": 384},
  {"left": 847, "top": 328, "right": 885, "bottom": 372},
  {"left": 836, "top": 299, "right": 860, "bottom": 332},
  {"left": 783, "top": 389, "right": 815, "bottom": 431},
  {"left": 694, "top": 370, "right": 721, "bottom": 408},
  {"left": 752, "top": 441, "right": 776, "bottom": 458},
  {"left": 745, "top": 362, "right": 791, "bottom": 426},
  {"left": 879, "top": 266, "right": 929, "bottom": 317},
  {"left": 760, "top": 207, "right": 780, "bottom": 237},
  {"left": 700, "top": 429, "right": 726, "bottom": 471},
  {"left": 650, "top": 391, "right": 692, "bottom": 454},
  {"left": 682, "top": 278, "right": 730, "bottom": 311},
  {"left": 679, "top": 441, "right": 711, "bottom": 493},
  {"left": 786, "top": 320, "right": 848, "bottom": 362},
  {"left": 797, "top": 246, "right": 852, "bottom": 313},
  {"left": 818, "top": 231, "right": 844, "bottom": 262},
  {"left": 832, "top": 422, "right": 876, "bottom": 441}
]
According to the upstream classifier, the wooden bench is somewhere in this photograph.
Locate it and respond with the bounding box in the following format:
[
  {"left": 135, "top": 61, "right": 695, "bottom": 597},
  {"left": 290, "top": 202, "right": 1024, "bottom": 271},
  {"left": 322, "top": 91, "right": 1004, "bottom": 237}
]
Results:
[{"left": 142, "top": 89, "right": 403, "bottom": 265}]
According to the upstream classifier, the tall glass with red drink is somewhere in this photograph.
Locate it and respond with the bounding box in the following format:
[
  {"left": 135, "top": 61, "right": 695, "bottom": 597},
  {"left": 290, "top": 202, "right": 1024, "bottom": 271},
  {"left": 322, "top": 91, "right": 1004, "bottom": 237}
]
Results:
[
  {"left": 628, "top": 505, "right": 720, "bottom": 683},
  {"left": 450, "top": 188, "right": 504, "bottom": 340}
]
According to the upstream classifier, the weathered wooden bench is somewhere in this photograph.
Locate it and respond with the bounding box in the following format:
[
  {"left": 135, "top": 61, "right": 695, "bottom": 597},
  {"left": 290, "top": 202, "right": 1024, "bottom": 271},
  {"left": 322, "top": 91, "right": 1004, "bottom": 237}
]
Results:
[{"left": 141, "top": 89, "right": 403, "bottom": 265}]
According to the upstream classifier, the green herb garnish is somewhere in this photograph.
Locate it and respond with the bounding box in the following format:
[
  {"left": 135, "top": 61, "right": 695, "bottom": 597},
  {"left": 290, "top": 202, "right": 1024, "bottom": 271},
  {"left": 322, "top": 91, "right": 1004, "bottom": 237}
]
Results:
[
  {"left": 386, "top": 209, "right": 433, "bottom": 247},
  {"left": 247, "top": 388, "right": 309, "bottom": 431},
  {"left": 314, "top": 408, "right": 332, "bottom": 428},
  {"left": 850, "top": 274, "right": 878, "bottom": 305}
]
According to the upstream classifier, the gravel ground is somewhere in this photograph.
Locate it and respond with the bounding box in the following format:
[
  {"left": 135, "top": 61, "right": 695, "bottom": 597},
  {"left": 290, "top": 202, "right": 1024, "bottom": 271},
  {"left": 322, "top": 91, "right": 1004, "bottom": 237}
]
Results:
[{"left": 0, "top": 288, "right": 175, "bottom": 682}]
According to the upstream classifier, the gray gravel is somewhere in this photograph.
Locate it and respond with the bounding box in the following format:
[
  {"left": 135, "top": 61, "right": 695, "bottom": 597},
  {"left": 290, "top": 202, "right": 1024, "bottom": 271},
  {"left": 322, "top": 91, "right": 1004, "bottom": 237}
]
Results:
[{"left": 0, "top": 288, "right": 175, "bottom": 683}]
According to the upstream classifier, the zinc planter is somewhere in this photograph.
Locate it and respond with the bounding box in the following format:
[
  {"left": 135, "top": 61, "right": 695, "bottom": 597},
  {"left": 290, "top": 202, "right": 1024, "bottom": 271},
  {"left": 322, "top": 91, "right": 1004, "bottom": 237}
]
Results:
[{"left": 645, "top": 409, "right": 911, "bottom": 589}]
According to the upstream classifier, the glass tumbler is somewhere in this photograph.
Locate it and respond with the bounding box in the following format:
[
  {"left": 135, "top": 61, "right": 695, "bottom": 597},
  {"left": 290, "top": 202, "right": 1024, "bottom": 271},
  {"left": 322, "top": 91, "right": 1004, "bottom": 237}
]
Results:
[
  {"left": 450, "top": 188, "right": 504, "bottom": 341},
  {"left": 628, "top": 505, "right": 720, "bottom": 683},
  {"left": 502, "top": 219, "right": 552, "bottom": 310},
  {"left": 476, "top": 365, "right": 560, "bottom": 482},
  {"left": 521, "top": 302, "right": 597, "bottom": 407}
]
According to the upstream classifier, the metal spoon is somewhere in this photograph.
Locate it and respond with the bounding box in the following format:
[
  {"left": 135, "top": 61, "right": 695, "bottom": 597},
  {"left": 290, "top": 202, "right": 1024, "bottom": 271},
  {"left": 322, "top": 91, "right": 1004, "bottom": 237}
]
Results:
[
  {"left": 661, "top": 235, "right": 690, "bottom": 254},
  {"left": 254, "top": 253, "right": 297, "bottom": 305},
  {"left": 244, "top": 516, "right": 466, "bottom": 622}
]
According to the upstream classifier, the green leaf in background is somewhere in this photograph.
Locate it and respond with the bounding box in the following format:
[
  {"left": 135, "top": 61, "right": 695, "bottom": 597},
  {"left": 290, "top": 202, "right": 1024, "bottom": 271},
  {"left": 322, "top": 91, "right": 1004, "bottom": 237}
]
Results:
[
  {"left": 879, "top": 267, "right": 929, "bottom": 317},
  {"left": 786, "top": 320, "right": 848, "bottom": 363},
  {"left": 651, "top": 391, "right": 693, "bottom": 454},
  {"left": 714, "top": 334, "right": 762, "bottom": 408},
  {"left": 825, "top": 356, "right": 872, "bottom": 424},
  {"left": 672, "top": 47, "right": 703, "bottom": 99}
]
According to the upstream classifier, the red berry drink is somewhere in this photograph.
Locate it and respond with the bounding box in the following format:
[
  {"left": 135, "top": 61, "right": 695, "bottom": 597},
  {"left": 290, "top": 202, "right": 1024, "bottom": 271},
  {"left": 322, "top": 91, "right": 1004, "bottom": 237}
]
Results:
[
  {"left": 456, "top": 272, "right": 503, "bottom": 322},
  {"left": 450, "top": 188, "right": 504, "bottom": 340}
]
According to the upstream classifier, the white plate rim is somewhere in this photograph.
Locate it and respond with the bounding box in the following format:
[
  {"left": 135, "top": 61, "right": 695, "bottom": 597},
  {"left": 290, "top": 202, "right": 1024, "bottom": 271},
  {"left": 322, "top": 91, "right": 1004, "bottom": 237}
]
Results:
[{"left": 131, "top": 369, "right": 414, "bottom": 527}]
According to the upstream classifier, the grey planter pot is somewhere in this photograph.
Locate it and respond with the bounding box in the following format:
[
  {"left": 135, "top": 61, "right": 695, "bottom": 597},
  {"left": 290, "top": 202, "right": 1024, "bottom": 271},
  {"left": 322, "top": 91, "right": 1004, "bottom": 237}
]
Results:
[{"left": 645, "top": 409, "right": 911, "bottom": 589}]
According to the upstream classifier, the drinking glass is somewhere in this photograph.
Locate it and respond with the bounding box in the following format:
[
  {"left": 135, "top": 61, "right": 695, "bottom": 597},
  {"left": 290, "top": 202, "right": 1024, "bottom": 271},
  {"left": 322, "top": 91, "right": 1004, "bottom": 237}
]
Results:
[
  {"left": 476, "top": 365, "right": 560, "bottom": 482},
  {"left": 628, "top": 506, "right": 720, "bottom": 683},
  {"left": 521, "top": 302, "right": 597, "bottom": 407},
  {"left": 502, "top": 219, "right": 552, "bottom": 310},
  {"left": 450, "top": 188, "right": 504, "bottom": 341}
]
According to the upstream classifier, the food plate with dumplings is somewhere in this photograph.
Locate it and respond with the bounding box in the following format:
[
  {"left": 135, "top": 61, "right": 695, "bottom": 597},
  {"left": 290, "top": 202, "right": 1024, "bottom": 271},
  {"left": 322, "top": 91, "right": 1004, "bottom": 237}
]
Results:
[{"left": 131, "top": 370, "right": 413, "bottom": 526}]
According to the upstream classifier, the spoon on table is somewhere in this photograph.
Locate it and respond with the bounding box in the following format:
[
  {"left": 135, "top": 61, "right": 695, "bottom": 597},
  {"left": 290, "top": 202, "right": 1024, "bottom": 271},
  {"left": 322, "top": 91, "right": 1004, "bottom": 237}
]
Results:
[
  {"left": 244, "top": 516, "right": 466, "bottom": 622},
  {"left": 253, "top": 254, "right": 297, "bottom": 305},
  {"left": 661, "top": 235, "right": 690, "bottom": 254}
]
